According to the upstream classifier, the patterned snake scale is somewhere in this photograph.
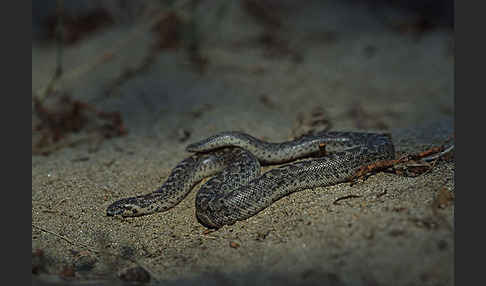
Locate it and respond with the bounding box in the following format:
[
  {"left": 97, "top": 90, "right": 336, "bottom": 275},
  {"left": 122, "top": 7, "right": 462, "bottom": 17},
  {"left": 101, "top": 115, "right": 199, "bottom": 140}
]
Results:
[{"left": 107, "top": 131, "right": 395, "bottom": 229}]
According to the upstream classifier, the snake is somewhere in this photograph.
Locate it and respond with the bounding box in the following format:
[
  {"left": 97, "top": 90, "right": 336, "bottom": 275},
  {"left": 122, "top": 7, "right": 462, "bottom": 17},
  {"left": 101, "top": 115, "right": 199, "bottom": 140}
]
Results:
[{"left": 106, "top": 131, "right": 395, "bottom": 229}]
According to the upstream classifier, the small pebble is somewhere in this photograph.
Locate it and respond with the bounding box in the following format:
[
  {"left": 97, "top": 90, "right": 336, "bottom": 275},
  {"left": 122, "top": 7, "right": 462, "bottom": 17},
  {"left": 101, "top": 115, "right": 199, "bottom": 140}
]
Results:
[
  {"left": 229, "top": 241, "right": 240, "bottom": 249},
  {"left": 119, "top": 266, "right": 151, "bottom": 283}
]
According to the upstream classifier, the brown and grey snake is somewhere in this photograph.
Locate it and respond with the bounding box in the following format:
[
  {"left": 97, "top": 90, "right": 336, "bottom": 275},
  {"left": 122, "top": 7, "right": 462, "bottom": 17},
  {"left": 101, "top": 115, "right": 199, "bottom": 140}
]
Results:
[{"left": 106, "top": 131, "right": 395, "bottom": 228}]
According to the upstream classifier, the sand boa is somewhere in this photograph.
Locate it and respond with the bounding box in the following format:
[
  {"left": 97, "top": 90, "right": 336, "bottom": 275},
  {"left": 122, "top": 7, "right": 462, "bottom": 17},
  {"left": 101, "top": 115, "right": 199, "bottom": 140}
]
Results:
[{"left": 107, "top": 131, "right": 395, "bottom": 228}]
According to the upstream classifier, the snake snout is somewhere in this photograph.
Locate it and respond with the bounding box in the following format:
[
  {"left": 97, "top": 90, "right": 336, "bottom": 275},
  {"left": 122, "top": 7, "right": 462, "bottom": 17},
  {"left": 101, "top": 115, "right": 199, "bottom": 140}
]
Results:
[{"left": 106, "top": 203, "right": 125, "bottom": 216}]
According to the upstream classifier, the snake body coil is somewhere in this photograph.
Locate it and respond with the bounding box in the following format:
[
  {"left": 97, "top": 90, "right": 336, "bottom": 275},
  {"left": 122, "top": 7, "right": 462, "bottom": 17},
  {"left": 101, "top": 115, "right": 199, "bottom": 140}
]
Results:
[{"left": 107, "top": 131, "right": 395, "bottom": 228}]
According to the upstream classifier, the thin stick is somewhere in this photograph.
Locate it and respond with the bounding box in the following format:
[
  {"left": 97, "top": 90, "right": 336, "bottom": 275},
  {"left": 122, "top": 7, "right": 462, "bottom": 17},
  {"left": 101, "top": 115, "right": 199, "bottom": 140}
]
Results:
[
  {"left": 32, "top": 223, "right": 97, "bottom": 252},
  {"left": 55, "top": 0, "right": 64, "bottom": 78},
  {"left": 421, "top": 144, "right": 454, "bottom": 162}
]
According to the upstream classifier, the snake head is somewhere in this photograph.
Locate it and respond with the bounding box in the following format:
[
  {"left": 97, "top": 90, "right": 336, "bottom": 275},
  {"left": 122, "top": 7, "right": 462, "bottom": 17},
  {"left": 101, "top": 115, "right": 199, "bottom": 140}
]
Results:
[{"left": 106, "top": 198, "right": 142, "bottom": 217}]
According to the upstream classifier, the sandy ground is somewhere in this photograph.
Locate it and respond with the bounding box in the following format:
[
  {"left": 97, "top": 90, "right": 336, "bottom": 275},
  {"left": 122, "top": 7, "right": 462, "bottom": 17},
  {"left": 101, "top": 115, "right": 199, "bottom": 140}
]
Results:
[{"left": 32, "top": 1, "right": 454, "bottom": 285}]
